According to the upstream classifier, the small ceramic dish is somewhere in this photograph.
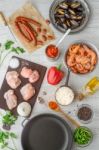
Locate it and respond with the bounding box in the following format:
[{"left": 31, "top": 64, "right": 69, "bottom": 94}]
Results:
[
  {"left": 49, "top": 0, "right": 90, "bottom": 33},
  {"left": 45, "top": 45, "right": 60, "bottom": 61}
]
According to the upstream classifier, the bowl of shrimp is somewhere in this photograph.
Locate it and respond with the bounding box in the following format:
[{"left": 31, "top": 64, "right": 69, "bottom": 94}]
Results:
[{"left": 64, "top": 41, "right": 98, "bottom": 74}]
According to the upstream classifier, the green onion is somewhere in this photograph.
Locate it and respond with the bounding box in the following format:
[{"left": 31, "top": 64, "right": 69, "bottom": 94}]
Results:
[{"left": 73, "top": 127, "right": 93, "bottom": 146}]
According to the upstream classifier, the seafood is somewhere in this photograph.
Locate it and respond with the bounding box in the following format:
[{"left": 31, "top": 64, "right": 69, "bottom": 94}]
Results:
[
  {"left": 83, "top": 45, "right": 97, "bottom": 65},
  {"left": 59, "top": 2, "right": 68, "bottom": 9},
  {"left": 71, "top": 2, "right": 81, "bottom": 9},
  {"left": 54, "top": 0, "right": 85, "bottom": 30},
  {"left": 70, "top": 20, "right": 79, "bottom": 28},
  {"left": 66, "top": 43, "right": 97, "bottom": 74},
  {"left": 68, "top": 9, "right": 76, "bottom": 15},
  {"left": 67, "top": 54, "right": 75, "bottom": 67}
]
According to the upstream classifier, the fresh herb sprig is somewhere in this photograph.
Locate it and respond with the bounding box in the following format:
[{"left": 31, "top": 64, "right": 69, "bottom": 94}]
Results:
[
  {"left": 5, "top": 41, "right": 14, "bottom": 50},
  {"left": 11, "top": 47, "right": 25, "bottom": 54},
  {"left": 0, "top": 40, "right": 25, "bottom": 67},
  {"left": 2, "top": 111, "right": 17, "bottom": 126},
  {"left": 0, "top": 130, "right": 17, "bottom": 150}
]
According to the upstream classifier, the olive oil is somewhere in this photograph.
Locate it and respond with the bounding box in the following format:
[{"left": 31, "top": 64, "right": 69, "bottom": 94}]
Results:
[{"left": 85, "top": 77, "right": 99, "bottom": 94}]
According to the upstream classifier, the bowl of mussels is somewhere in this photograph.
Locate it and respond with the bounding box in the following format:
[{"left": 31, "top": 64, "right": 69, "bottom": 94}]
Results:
[{"left": 49, "top": 0, "right": 90, "bottom": 33}]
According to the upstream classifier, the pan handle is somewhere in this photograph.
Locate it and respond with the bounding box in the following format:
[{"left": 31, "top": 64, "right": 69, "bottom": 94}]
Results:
[
  {"left": 21, "top": 118, "right": 30, "bottom": 127},
  {"left": 65, "top": 68, "right": 71, "bottom": 86}
]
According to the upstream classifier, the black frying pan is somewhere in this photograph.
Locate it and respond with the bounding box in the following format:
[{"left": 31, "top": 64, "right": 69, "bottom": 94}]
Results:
[{"left": 21, "top": 114, "right": 73, "bottom": 150}]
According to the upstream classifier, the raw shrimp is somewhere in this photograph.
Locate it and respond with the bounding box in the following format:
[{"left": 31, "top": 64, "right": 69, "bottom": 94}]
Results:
[
  {"left": 84, "top": 63, "right": 91, "bottom": 70},
  {"left": 66, "top": 43, "right": 97, "bottom": 74},
  {"left": 76, "top": 56, "right": 90, "bottom": 65},
  {"left": 78, "top": 47, "right": 85, "bottom": 56},
  {"left": 71, "top": 66, "right": 78, "bottom": 73},
  {"left": 83, "top": 45, "right": 97, "bottom": 65},
  {"left": 78, "top": 69, "right": 88, "bottom": 74},
  {"left": 67, "top": 54, "right": 75, "bottom": 67},
  {"left": 69, "top": 44, "right": 80, "bottom": 54},
  {"left": 76, "top": 63, "right": 84, "bottom": 71}
]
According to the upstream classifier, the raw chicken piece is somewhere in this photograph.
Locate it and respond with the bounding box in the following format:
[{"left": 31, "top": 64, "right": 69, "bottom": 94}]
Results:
[
  {"left": 4, "top": 90, "right": 17, "bottom": 110},
  {"left": 29, "top": 70, "right": 40, "bottom": 83},
  {"left": 6, "top": 71, "right": 21, "bottom": 89},
  {"left": 21, "top": 67, "right": 33, "bottom": 78},
  {"left": 20, "top": 83, "right": 35, "bottom": 101}
]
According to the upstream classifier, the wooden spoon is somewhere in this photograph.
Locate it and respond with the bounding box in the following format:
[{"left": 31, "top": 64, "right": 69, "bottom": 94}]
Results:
[{"left": 49, "top": 101, "right": 80, "bottom": 128}]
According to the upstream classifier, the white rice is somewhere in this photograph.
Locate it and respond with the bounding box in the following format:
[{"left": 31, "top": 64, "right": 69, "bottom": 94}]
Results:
[{"left": 56, "top": 86, "right": 74, "bottom": 105}]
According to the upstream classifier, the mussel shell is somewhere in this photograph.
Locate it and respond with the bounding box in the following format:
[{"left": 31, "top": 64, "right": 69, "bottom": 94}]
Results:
[
  {"left": 70, "top": 15, "right": 77, "bottom": 20},
  {"left": 64, "top": 10, "right": 70, "bottom": 18},
  {"left": 55, "top": 19, "right": 62, "bottom": 25},
  {"left": 65, "top": 13, "right": 70, "bottom": 19},
  {"left": 68, "top": 9, "right": 76, "bottom": 15},
  {"left": 66, "top": 20, "right": 71, "bottom": 27},
  {"left": 71, "top": 2, "right": 81, "bottom": 9},
  {"left": 59, "top": 2, "right": 68, "bottom": 9},
  {"left": 54, "top": 13, "right": 65, "bottom": 18},
  {"left": 70, "top": 20, "right": 79, "bottom": 27},
  {"left": 60, "top": 17, "right": 66, "bottom": 23},
  {"left": 62, "top": 23, "right": 68, "bottom": 29},
  {"left": 76, "top": 11, "right": 83, "bottom": 16},
  {"left": 57, "top": 22, "right": 68, "bottom": 30},
  {"left": 77, "top": 6, "right": 84, "bottom": 12},
  {"left": 55, "top": 6, "right": 65, "bottom": 13},
  {"left": 76, "top": 15, "right": 84, "bottom": 20},
  {"left": 56, "top": 8, "right": 65, "bottom": 15}
]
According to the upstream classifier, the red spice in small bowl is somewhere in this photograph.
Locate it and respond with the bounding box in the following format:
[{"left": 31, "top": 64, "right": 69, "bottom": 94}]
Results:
[{"left": 45, "top": 44, "right": 59, "bottom": 60}]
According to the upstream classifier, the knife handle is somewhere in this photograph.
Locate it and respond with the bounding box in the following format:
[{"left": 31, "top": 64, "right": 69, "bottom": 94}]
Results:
[{"left": 0, "top": 12, "right": 7, "bottom": 26}]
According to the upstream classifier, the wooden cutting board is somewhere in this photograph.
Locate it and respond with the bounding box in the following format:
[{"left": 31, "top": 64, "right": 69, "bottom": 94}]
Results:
[{"left": 0, "top": 56, "right": 47, "bottom": 115}]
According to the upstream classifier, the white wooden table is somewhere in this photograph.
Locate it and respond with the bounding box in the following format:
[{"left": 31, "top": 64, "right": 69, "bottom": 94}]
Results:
[{"left": 0, "top": 0, "right": 99, "bottom": 150}]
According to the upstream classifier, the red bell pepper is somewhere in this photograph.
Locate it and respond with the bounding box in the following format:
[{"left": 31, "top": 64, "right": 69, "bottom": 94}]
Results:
[{"left": 47, "top": 64, "right": 64, "bottom": 85}]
